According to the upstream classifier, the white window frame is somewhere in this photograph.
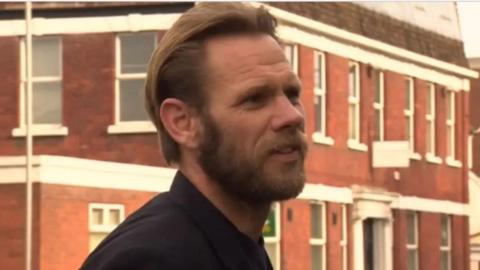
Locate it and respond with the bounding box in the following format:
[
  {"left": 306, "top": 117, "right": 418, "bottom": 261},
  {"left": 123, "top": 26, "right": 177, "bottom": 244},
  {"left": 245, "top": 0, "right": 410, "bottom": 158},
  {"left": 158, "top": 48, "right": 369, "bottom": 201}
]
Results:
[
  {"left": 404, "top": 77, "right": 421, "bottom": 160},
  {"left": 107, "top": 32, "right": 157, "bottom": 134},
  {"left": 310, "top": 201, "right": 327, "bottom": 270},
  {"left": 445, "top": 90, "right": 462, "bottom": 167},
  {"left": 373, "top": 70, "right": 384, "bottom": 142},
  {"left": 340, "top": 205, "right": 348, "bottom": 270},
  {"left": 425, "top": 83, "right": 442, "bottom": 164},
  {"left": 12, "top": 37, "right": 68, "bottom": 137},
  {"left": 264, "top": 202, "right": 281, "bottom": 270},
  {"left": 347, "top": 62, "right": 367, "bottom": 151},
  {"left": 312, "top": 51, "right": 334, "bottom": 146},
  {"left": 283, "top": 43, "right": 298, "bottom": 75},
  {"left": 89, "top": 203, "right": 125, "bottom": 251},
  {"left": 406, "top": 211, "right": 419, "bottom": 270},
  {"left": 440, "top": 215, "right": 452, "bottom": 270}
]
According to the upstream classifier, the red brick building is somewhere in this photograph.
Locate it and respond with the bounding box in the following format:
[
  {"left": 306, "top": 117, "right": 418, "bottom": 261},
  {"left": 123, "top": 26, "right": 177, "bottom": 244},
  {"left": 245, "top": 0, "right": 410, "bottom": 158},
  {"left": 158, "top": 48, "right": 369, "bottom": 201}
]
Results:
[{"left": 0, "top": 3, "right": 477, "bottom": 270}]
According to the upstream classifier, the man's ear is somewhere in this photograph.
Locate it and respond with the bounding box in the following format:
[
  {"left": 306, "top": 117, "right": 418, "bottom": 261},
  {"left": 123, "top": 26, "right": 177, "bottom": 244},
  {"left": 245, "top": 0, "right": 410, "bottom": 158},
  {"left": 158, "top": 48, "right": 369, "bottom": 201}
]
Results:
[{"left": 159, "top": 98, "right": 202, "bottom": 149}]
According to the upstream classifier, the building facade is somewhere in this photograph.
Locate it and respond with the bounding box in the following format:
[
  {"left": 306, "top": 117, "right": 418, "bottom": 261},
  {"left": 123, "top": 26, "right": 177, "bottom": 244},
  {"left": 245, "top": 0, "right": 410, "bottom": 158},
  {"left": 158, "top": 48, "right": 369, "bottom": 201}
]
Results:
[
  {"left": 0, "top": 3, "right": 477, "bottom": 270},
  {"left": 468, "top": 57, "right": 480, "bottom": 270}
]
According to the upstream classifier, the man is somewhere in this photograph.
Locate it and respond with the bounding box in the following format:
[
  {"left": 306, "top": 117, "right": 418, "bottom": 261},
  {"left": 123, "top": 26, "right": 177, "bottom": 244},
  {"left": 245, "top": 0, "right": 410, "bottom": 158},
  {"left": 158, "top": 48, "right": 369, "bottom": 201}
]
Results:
[{"left": 80, "top": 2, "right": 307, "bottom": 270}]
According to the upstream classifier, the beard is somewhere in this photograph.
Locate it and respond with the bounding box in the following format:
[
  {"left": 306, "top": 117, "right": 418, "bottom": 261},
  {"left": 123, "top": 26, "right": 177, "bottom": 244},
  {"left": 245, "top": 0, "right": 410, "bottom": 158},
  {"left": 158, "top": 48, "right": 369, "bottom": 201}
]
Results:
[{"left": 197, "top": 112, "right": 307, "bottom": 205}]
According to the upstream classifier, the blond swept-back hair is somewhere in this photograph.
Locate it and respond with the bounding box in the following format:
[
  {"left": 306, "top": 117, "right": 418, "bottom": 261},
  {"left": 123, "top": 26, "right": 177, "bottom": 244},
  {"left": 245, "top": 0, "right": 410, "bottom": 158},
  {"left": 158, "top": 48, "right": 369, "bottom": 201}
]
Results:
[{"left": 145, "top": 2, "right": 278, "bottom": 164}]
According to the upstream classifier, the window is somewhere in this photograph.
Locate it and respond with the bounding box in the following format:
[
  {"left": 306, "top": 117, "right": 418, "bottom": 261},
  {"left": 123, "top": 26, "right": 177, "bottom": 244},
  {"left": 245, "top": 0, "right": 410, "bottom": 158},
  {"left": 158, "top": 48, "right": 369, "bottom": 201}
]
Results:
[
  {"left": 312, "top": 51, "right": 333, "bottom": 145},
  {"left": 348, "top": 62, "right": 366, "bottom": 151},
  {"left": 89, "top": 203, "right": 124, "bottom": 252},
  {"left": 406, "top": 211, "right": 419, "bottom": 270},
  {"left": 109, "top": 32, "right": 157, "bottom": 133},
  {"left": 440, "top": 215, "right": 451, "bottom": 270},
  {"left": 310, "top": 202, "right": 326, "bottom": 270},
  {"left": 445, "top": 90, "right": 455, "bottom": 160},
  {"left": 283, "top": 43, "right": 298, "bottom": 74},
  {"left": 373, "top": 70, "right": 384, "bottom": 141},
  {"left": 405, "top": 78, "right": 415, "bottom": 152},
  {"left": 263, "top": 203, "right": 281, "bottom": 270},
  {"left": 340, "top": 205, "right": 348, "bottom": 270},
  {"left": 425, "top": 83, "right": 438, "bottom": 161},
  {"left": 14, "top": 36, "right": 67, "bottom": 136}
]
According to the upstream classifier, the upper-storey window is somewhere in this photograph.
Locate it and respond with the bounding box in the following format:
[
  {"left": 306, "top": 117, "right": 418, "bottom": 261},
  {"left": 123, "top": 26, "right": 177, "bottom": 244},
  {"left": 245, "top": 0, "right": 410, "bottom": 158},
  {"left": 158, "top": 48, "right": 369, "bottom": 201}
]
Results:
[
  {"left": 283, "top": 43, "right": 298, "bottom": 74},
  {"left": 373, "top": 70, "right": 384, "bottom": 141},
  {"left": 108, "top": 32, "right": 157, "bottom": 134},
  {"left": 405, "top": 78, "right": 415, "bottom": 152},
  {"left": 445, "top": 90, "right": 456, "bottom": 160},
  {"left": 311, "top": 51, "right": 334, "bottom": 146},
  {"left": 347, "top": 61, "right": 366, "bottom": 151},
  {"left": 14, "top": 36, "right": 67, "bottom": 137},
  {"left": 426, "top": 83, "right": 437, "bottom": 158}
]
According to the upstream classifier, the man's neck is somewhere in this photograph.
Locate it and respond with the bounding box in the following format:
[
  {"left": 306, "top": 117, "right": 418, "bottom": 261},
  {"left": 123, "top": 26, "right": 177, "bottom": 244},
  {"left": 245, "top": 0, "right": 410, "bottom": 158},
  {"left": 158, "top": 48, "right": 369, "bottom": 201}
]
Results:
[{"left": 179, "top": 158, "right": 271, "bottom": 241}]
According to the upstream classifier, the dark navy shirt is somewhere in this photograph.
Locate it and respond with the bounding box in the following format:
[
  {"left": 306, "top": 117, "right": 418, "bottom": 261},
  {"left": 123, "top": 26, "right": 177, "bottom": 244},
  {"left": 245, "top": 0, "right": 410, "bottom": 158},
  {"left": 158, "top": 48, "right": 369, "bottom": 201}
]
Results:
[{"left": 80, "top": 171, "right": 274, "bottom": 270}]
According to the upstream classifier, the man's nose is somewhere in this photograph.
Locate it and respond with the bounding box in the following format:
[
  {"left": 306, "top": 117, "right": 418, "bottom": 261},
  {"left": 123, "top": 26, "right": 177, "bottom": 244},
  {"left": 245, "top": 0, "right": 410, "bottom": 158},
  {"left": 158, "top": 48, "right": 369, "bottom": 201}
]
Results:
[{"left": 271, "top": 96, "right": 305, "bottom": 132}]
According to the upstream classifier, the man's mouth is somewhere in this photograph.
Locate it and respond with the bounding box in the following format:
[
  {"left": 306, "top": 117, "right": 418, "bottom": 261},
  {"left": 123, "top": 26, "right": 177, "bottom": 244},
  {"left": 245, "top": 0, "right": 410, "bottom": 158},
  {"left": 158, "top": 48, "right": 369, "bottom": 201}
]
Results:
[{"left": 270, "top": 144, "right": 303, "bottom": 162}]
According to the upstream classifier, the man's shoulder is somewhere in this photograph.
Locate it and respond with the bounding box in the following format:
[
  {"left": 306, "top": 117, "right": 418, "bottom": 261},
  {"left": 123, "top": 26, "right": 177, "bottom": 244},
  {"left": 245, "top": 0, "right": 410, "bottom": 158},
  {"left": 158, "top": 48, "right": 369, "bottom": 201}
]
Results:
[{"left": 80, "top": 192, "right": 221, "bottom": 270}]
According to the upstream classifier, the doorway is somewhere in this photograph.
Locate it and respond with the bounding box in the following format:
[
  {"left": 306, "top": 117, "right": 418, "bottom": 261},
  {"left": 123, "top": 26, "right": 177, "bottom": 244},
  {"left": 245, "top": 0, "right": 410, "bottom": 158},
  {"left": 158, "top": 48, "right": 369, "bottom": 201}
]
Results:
[{"left": 363, "top": 218, "right": 387, "bottom": 270}]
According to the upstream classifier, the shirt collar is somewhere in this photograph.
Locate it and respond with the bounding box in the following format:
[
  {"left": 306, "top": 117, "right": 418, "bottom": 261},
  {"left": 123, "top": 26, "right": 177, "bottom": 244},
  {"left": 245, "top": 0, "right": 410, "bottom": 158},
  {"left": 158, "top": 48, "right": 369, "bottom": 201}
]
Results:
[{"left": 169, "top": 171, "right": 272, "bottom": 270}]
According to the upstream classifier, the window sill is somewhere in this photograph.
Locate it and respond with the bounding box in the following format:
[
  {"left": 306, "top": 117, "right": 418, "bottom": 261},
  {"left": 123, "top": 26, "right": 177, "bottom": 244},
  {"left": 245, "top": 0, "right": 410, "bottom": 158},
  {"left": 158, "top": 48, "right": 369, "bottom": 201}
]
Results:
[
  {"left": 12, "top": 125, "right": 68, "bottom": 137},
  {"left": 445, "top": 157, "right": 462, "bottom": 168},
  {"left": 107, "top": 122, "right": 156, "bottom": 134},
  {"left": 312, "top": 133, "right": 334, "bottom": 146},
  {"left": 347, "top": 140, "right": 368, "bottom": 152},
  {"left": 425, "top": 153, "right": 442, "bottom": 164},
  {"left": 410, "top": 152, "right": 422, "bottom": 160}
]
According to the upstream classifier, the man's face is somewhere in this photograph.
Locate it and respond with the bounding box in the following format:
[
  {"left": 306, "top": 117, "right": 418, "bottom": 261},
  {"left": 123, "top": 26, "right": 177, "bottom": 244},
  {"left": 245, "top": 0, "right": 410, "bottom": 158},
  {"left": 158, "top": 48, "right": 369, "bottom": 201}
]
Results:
[{"left": 197, "top": 34, "right": 307, "bottom": 204}]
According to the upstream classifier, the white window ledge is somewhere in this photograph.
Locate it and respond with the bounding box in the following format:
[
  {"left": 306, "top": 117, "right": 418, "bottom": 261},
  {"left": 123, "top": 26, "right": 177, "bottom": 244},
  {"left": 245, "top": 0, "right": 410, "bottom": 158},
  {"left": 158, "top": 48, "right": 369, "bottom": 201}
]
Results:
[
  {"left": 107, "top": 122, "right": 156, "bottom": 134},
  {"left": 425, "top": 153, "right": 442, "bottom": 164},
  {"left": 410, "top": 152, "right": 422, "bottom": 160},
  {"left": 312, "top": 132, "right": 334, "bottom": 146},
  {"left": 347, "top": 140, "right": 368, "bottom": 152},
  {"left": 12, "top": 126, "right": 68, "bottom": 137},
  {"left": 445, "top": 157, "right": 462, "bottom": 168}
]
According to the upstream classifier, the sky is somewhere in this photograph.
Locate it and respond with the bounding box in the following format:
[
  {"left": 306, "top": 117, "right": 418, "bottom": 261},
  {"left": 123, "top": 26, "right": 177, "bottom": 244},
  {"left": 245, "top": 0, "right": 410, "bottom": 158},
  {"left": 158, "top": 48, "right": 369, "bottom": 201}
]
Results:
[{"left": 457, "top": 2, "right": 480, "bottom": 58}]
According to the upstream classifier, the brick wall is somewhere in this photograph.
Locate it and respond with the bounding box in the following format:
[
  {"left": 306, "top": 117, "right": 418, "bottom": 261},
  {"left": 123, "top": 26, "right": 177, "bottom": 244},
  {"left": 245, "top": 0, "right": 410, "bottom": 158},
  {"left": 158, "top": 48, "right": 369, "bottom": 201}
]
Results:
[{"left": 0, "top": 33, "right": 167, "bottom": 167}]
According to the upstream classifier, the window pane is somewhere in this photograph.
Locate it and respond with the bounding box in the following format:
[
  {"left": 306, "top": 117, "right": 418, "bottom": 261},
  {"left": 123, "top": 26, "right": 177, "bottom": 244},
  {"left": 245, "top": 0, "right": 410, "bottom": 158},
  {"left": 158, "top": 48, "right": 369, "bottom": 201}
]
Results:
[
  {"left": 315, "top": 96, "right": 323, "bottom": 133},
  {"left": 426, "top": 121, "right": 433, "bottom": 153},
  {"left": 446, "top": 92, "right": 453, "bottom": 121},
  {"left": 265, "top": 243, "right": 277, "bottom": 270},
  {"left": 91, "top": 208, "right": 103, "bottom": 225},
  {"left": 447, "top": 126, "right": 454, "bottom": 157},
  {"left": 441, "top": 216, "right": 450, "bottom": 246},
  {"left": 89, "top": 232, "right": 108, "bottom": 252},
  {"left": 440, "top": 251, "right": 450, "bottom": 270},
  {"left": 311, "top": 245, "right": 323, "bottom": 270},
  {"left": 311, "top": 204, "right": 323, "bottom": 239},
  {"left": 407, "top": 212, "right": 416, "bottom": 245},
  {"left": 315, "top": 54, "right": 323, "bottom": 89},
  {"left": 374, "top": 109, "right": 381, "bottom": 141},
  {"left": 426, "top": 86, "right": 434, "bottom": 115},
  {"left": 120, "top": 32, "right": 156, "bottom": 74},
  {"left": 119, "top": 79, "right": 149, "bottom": 121},
  {"left": 374, "top": 71, "right": 382, "bottom": 104},
  {"left": 108, "top": 209, "right": 121, "bottom": 225},
  {"left": 348, "top": 65, "right": 357, "bottom": 97},
  {"left": 284, "top": 44, "right": 293, "bottom": 64},
  {"left": 407, "top": 250, "right": 418, "bottom": 270},
  {"left": 348, "top": 105, "right": 357, "bottom": 140},
  {"left": 33, "top": 37, "right": 61, "bottom": 77},
  {"left": 405, "top": 116, "right": 411, "bottom": 146},
  {"left": 405, "top": 79, "right": 411, "bottom": 110},
  {"left": 32, "top": 81, "right": 62, "bottom": 124}
]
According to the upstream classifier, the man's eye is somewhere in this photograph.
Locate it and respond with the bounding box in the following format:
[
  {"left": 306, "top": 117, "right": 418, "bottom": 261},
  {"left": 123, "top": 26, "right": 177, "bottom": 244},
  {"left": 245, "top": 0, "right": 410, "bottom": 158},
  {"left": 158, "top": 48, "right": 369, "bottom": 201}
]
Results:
[
  {"left": 285, "top": 89, "right": 300, "bottom": 104},
  {"left": 244, "top": 94, "right": 266, "bottom": 106}
]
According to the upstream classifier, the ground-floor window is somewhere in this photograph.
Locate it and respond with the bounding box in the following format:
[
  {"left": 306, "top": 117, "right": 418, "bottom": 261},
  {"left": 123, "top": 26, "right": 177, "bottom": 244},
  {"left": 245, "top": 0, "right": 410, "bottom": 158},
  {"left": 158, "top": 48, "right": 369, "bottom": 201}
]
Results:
[
  {"left": 88, "top": 203, "right": 125, "bottom": 252},
  {"left": 263, "top": 203, "right": 281, "bottom": 269}
]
